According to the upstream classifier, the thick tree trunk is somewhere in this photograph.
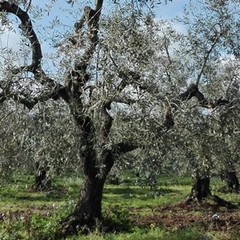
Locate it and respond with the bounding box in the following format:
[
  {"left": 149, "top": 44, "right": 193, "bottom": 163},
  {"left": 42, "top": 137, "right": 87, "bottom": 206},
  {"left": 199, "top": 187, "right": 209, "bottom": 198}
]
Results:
[
  {"left": 186, "top": 173, "right": 237, "bottom": 208},
  {"left": 188, "top": 174, "right": 211, "bottom": 202},
  {"left": 57, "top": 113, "right": 114, "bottom": 237},
  {"left": 32, "top": 161, "right": 51, "bottom": 191},
  {"left": 58, "top": 175, "right": 108, "bottom": 237},
  {"left": 58, "top": 152, "right": 113, "bottom": 237},
  {"left": 221, "top": 171, "right": 240, "bottom": 193},
  {"left": 56, "top": 140, "right": 136, "bottom": 238}
]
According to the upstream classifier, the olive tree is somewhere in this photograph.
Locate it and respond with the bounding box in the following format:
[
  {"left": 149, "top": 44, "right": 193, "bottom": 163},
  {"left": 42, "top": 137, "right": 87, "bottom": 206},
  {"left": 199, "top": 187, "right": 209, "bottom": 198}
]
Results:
[
  {"left": 0, "top": 0, "right": 239, "bottom": 237},
  {"left": 173, "top": 0, "right": 240, "bottom": 199},
  {"left": 0, "top": 0, "right": 165, "bottom": 236}
]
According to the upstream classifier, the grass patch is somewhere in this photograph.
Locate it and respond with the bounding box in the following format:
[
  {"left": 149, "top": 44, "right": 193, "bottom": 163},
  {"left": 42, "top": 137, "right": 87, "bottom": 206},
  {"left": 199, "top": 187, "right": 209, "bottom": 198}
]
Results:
[
  {"left": 0, "top": 175, "right": 239, "bottom": 239},
  {"left": 65, "top": 227, "right": 209, "bottom": 240}
]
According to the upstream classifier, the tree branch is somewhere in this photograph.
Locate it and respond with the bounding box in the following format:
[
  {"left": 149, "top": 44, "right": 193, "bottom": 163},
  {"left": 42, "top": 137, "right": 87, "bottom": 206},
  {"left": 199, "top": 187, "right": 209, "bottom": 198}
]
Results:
[
  {"left": 0, "top": 87, "right": 58, "bottom": 110},
  {"left": 0, "top": 1, "right": 42, "bottom": 71},
  {"left": 99, "top": 101, "right": 113, "bottom": 140},
  {"left": 0, "top": 1, "right": 69, "bottom": 105},
  {"left": 179, "top": 83, "right": 204, "bottom": 101},
  {"left": 65, "top": 0, "right": 103, "bottom": 100},
  {"left": 196, "top": 31, "right": 224, "bottom": 86},
  {"left": 179, "top": 83, "right": 230, "bottom": 108},
  {"left": 114, "top": 142, "right": 138, "bottom": 154},
  {"left": 163, "top": 84, "right": 230, "bottom": 129},
  {"left": 163, "top": 38, "right": 172, "bottom": 83}
]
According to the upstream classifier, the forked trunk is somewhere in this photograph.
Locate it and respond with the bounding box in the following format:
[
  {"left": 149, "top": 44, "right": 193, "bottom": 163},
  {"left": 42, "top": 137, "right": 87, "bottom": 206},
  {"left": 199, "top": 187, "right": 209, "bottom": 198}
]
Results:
[{"left": 57, "top": 137, "right": 114, "bottom": 238}]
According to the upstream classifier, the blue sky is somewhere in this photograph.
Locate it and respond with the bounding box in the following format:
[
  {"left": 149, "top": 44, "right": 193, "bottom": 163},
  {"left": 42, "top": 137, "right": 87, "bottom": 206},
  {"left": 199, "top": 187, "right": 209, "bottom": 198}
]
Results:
[
  {"left": 0, "top": 0, "right": 188, "bottom": 71},
  {"left": 154, "top": 0, "right": 187, "bottom": 19},
  {"left": 1, "top": 0, "right": 188, "bottom": 45}
]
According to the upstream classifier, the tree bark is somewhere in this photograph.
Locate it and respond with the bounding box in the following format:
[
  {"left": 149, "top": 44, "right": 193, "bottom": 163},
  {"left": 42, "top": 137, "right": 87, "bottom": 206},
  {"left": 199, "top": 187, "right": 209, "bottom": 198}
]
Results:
[
  {"left": 32, "top": 161, "right": 51, "bottom": 191},
  {"left": 221, "top": 171, "right": 240, "bottom": 193},
  {"left": 55, "top": 108, "right": 115, "bottom": 237},
  {"left": 59, "top": 177, "right": 107, "bottom": 236},
  {"left": 188, "top": 174, "right": 211, "bottom": 201},
  {"left": 186, "top": 172, "right": 237, "bottom": 208},
  {"left": 57, "top": 152, "right": 113, "bottom": 237}
]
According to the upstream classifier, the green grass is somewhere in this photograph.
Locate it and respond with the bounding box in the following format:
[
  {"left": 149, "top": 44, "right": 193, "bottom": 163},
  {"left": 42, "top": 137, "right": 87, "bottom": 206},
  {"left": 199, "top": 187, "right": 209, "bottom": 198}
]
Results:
[
  {"left": 67, "top": 227, "right": 205, "bottom": 240},
  {"left": 103, "top": 184, "right": 190, "bottom": 210},
  {"left": 0, "top": 174, "right": 239, "bottom": 240}
]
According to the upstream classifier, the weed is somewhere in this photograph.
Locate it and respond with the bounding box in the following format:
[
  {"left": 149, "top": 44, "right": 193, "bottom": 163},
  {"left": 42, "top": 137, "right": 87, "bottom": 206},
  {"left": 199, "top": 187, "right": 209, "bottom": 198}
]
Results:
[
  {"left": 102, "top": 205, "right": 131, "bottom": 232},
  {"left": 0, "top": 175, "right": 239, "bottom": 239}
]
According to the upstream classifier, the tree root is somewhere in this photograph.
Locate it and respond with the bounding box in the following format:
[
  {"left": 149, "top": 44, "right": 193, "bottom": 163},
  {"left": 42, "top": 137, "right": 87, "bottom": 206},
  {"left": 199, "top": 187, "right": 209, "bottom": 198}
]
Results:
[
  {"left": 55, "top": 216, "right": 79, "bottom": 239},
  {"left": 55, "top": 214, "right": 99, "bottom": 239}
]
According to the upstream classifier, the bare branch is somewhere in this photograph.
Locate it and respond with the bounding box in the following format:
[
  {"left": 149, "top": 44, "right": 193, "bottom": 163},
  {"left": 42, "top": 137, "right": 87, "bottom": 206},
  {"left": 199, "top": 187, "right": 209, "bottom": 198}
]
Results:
[
  {"left": 163, "top": 38, "right": 172, "bottom": 83},
  {"left": 196, "top": 31, "right": 224, "bottom": 86},
  {"left": 0, "top": 1, "right": 42, "bottom": 71},
  {"left": 179, "top": 83, "right": 204, "bottom": 101},
  {"left": 66, "top": 0, "right": 104, "bottom": 101},
  {"left": 25, "top": 0, "right": 32, "bottom": 12},
  {"left": 0, "top": 88, "right": 58, "bottom": 110},
  {"left": 0, "top": 1, "right": 69, "bottom": 104},
  {"left": 163, "top": 84, "right": 230, "bottom": 130}
]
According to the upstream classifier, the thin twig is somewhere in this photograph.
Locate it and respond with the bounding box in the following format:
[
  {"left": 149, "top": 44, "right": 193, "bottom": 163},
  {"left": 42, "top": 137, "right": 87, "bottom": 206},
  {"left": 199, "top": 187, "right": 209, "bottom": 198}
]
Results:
[
  {"left": 26, "top": 0, "right": 32, "bottom": 13},
  {"left": 196, "top": 31, "right": 223, "bottom": 86}
]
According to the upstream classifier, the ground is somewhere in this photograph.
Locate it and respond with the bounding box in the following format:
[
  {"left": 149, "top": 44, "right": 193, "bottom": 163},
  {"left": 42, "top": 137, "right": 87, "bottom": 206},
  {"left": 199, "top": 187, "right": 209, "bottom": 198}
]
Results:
[
  {"left": 135, "top": 201, "right": 240, "bottom": 232},
  {"left": 0, "top": 175, "right": 239, "bottom": 239}
]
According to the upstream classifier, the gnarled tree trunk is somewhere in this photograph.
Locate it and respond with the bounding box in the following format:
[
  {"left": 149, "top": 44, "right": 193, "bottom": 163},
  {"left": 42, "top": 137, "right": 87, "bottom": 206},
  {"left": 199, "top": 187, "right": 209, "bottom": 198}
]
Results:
[
  {"left": 221, "top": 171, "right": 240, "bottom": 193},
  {"left": 186, "top": 172, "right": 235, "bottom": 208},
  {"left": 32, "top": 161, "right": 51, "bottom": 191},
  {"left": 57, "top": 113, "right": 135, "bottom": 237},
  {"left": 187, "top": 173, "right": 211, "bottom": 203},
  {"left": 56, "top": 100, "right": 118, "bottom": 237},
  {"left": 59, "top": 156, "right": 113, "bottom": 236}
]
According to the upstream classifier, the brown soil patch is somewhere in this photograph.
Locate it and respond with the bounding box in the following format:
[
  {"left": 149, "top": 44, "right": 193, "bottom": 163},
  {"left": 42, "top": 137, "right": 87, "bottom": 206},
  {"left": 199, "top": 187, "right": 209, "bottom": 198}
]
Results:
[{"left": 133, "top": 201, "right": 240, "bottom": 232}]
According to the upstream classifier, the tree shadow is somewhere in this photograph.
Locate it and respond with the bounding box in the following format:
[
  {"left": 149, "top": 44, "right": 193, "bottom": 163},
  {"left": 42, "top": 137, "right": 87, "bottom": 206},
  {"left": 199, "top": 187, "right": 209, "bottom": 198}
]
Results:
[{"left": 104, "top": 186, "right": 179, "bottom": 200}]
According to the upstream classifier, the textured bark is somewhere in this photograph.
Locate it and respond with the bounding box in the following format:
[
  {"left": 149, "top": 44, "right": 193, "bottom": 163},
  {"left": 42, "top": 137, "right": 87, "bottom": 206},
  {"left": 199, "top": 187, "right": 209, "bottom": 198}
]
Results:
[
  {"left": 58, "top": 172, "right": 112, "bottom": 237},
  {"left": 193, "top": 176, "right": 211, "bottom": 200},
  {"left": 32, "top": 162, "right": 51, "bottom": 191},
  {"left": 57, "top": 108, "right": 136, "bottom": 237},
  {"left": 221, "top": 171, "right": 240, "bottom": 193},
  {"left": 57, "top": 123, "right": 114, "bottom": 237},
  {"left": 188, "top": 174, "right": 211, "bottom": 201}
]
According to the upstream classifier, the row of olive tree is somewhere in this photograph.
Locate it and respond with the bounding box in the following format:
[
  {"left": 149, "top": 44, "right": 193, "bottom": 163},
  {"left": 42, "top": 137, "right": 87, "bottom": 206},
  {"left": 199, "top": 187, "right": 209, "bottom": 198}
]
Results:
[
  {"left": 0, "top": 100, "right": 80, "bottom": 179},
  {"left": 0, "top": 0, "right": 239, "bottom": 237}
]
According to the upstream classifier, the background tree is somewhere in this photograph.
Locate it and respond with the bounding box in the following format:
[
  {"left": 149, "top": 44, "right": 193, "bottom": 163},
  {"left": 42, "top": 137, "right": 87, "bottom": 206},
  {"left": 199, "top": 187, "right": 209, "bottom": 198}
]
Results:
[
  {"left": 0, "top": 100, "right": 80, "bottom": 182},
  {"left": 0, "top": 0, "right": 239, "bottom": 238}
]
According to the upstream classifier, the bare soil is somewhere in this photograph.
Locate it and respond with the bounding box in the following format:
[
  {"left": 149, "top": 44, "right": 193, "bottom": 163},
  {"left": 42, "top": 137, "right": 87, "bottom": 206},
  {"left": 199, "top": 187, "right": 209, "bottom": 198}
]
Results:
[{"left": 133, "top": 200, "right": 240, "bottom": 232}]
